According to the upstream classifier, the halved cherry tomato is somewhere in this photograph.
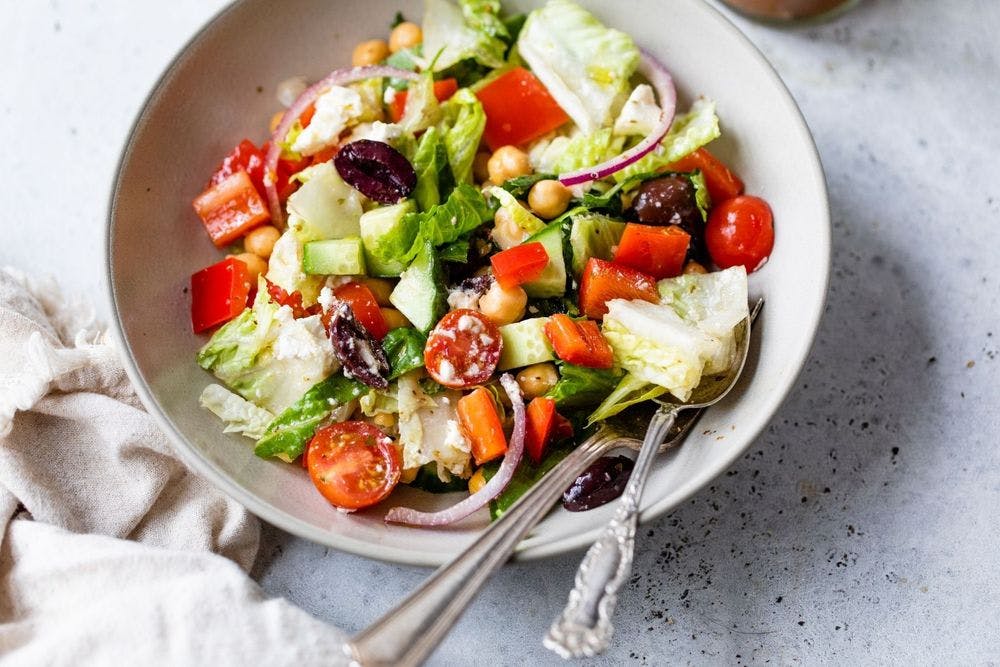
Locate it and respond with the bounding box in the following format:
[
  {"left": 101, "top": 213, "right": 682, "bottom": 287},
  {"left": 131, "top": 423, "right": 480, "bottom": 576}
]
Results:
[
  {"left": 457, "top": 387, "right": 507, "bottom": 465},
  {"left": 265, "top": 279, "right": 321, "bottom": 319},
  {"left": 475, "top": 68, "right": 570, "bottom": 150},
  {"left": 667, "top": 148, "right": 744, "bottom": 203},
  {"left": 544, "top": 314, "right": 614, "bottom": 369},
  {"left": 424, "top": 309, "right": 503, "bottom": 388},
  {"left": 190, "top": 257, "right": 252, "bottom": 333},
  {"left": 490, "top": 242, "right": 549, "bottom": 289},
  {"left": 192, "top": 170, "right": 271, "bottom": 247},
  {"left": 578, "top": 258, "right": 659, "bottom": 320},
  {"left": 613, "top": 223, "right": 690, "bottom": 280},
  {"left": 305, "top": 422, "right": 401, "bottom": 510},
  {"left": 388, "top": 78, "right": 459, "bottom": 123},
  {"left": 334, "top": 282, "right": 389, "bottom": 340},
  {"left": 209, "top": 139, "right": 267, "bottom": 197},
  {"left": 705, "top": 195, "right": 774, "bottom": 272}
]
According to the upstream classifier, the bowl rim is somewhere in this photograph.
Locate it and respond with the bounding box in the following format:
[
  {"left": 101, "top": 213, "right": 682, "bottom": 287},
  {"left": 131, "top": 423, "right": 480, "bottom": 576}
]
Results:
[{"left": 105, "top": 0, "right": 830, "bottom": 567}]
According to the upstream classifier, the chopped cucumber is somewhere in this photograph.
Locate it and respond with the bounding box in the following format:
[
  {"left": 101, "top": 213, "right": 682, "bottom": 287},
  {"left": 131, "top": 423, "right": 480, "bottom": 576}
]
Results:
[
  {"left": 389, "top": 239, "right": 447, "bottom": 332},
  {"left": 286, "top": 162, "right": 364, "bottom": 242},
  {"left": 359, "top": 200, "right": 417, "bottom": 277},
  {"left": 498, "top": 317, "right": 555, "bottom": 370},
  {"left": 521, "top": 221, "right": 567, "bottom": 298},
  {"left": 569, "top": 213, "right": 626, "bottom": 276},
  {"left": 302, "top": 237, "right": 366, "bottom": 275}
]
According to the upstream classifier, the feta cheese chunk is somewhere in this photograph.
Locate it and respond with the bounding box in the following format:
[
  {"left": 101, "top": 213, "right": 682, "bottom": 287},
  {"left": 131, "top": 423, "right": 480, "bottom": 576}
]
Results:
[{"left": 290, "top": 85, "right": 365, "bottom": 155}]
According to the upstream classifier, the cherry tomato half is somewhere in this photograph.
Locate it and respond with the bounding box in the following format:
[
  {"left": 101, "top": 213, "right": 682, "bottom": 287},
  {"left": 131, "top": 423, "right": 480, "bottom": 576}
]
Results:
[
  {"left": 305, "top": 422, "right": 401, "bottom": 511},
  {"left": 705, "top": 195, "right": 775, "bottom": 272},
  {"left": 424, "top": 309, "right": 503, "bottom": 388}
]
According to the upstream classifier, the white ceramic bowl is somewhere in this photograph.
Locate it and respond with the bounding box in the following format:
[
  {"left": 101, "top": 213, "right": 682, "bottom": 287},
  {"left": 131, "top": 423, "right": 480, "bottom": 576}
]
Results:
[{"left": 106, "top": 0, "right": 829, "bottom": 566}]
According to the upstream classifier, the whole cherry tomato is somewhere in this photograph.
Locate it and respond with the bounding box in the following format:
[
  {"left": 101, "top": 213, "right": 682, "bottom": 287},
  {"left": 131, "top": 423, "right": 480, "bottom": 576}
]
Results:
[{"left": 705, "top": 195, "right": 775, "bottom": 272}]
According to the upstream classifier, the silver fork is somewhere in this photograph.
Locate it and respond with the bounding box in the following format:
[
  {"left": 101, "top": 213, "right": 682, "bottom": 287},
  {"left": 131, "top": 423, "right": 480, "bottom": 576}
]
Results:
[{"left": 345, "top": 301, "right": 762, "bottom": 667}]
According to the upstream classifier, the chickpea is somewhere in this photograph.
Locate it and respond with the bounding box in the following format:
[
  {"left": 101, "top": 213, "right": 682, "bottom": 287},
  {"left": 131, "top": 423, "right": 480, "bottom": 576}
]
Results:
[
  {"left": 389, "top": 22, "right": 423, "bottom": 53},
  {"left": 468, "top": 468, "right": 487, "bottom": 494},
  {"left": 491, "top": 207, "right": 530, "bottom": 250},
  {"left": 683, "top": 260, "right": 708, "bottom": 275},
  {"left": 472, "top": 151, "right": 492, "bottom": 184},
  {"left": 244, "top": 225, "right": 281, "bottom": 259},
  {"left": 380, "top": 307, "right": 411, "bottom": 330},
  {"left": 478, "top": 281, "right": 526, "bottom": 326},
  {"left": 516, "top": 362, "right": 559, "bottom": 399},
  {"left": 352, "top": 39, "right": 390, "bottom": 67},
  {"left": 528, "top": 179, "right": 571, "bottom": 220},
  {"left": 229, "top": 253, "right": 268, "bottom": 282},
  {"left": 487, "top": 145, "right": 531, "bottom": 184},
  {"left": 372, "top": 412, "right": 397, "bottom": 431},
  {"left": 268, "top": 111, "right": 285, "bottom": 135},
  {"left": 359, "top": 277, "right": 394, "bottom": 306}
]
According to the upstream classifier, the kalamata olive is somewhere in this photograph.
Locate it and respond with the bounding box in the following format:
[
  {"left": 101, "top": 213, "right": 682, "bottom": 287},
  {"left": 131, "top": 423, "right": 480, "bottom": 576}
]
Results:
[
  {"left": 628, "top": 175, "right": 707, "bottom": 262},
  {"left": 334, "top": 139, "right": 417, "bottom": 204},
  {"left": 325, "top": 301, "right": 390, "bottom": 389},
  {"left": 562, "top": 455, "right": 635, "bottom": 512}
]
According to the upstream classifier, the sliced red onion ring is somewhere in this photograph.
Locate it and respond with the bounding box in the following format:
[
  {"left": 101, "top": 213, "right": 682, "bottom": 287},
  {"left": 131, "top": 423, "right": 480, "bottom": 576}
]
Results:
[
  {"left": 264, "top": 65, "right": 420, "bottom": 226},
  {"left": 558, "top": 49, "right": 677, "bottom": 187},
  {"left": 384, "top": 374, "right": 526, "bottom": 527}
]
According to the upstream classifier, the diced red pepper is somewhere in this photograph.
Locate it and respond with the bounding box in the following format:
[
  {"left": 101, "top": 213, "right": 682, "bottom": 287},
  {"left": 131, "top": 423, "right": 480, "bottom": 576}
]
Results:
[
  {"left": 666, "top": 148, "right": 745, "bottom": 203},
  {"left": 475, "top": 68, "right": 570, "bottom": 150},
  {"left": 490, "top": 242, "right": 549, "bottom": 289},
  {"left": 192, "top": 170, "right": 271, "bottom": 247},
  {"left": 577, "top": 258, "right": 660, "bottom": 320},
  {"left": 525, "top": 397, "right": 558, "bottom": 465},
  {"left": 266, "top": 279, "right": 321, "bottom": 319},
  {"left": 310, "top": 144, "right": 340, "bottom": 166},
  {"left": 613, "top": 223, "right": 690, "bottom": 280},
  {"left": 388, "top": 78, "right": 459, "bottom": 123},
  {"left": 208, "top": 139, "right": 267, "bottom": 197},
  {"left": 544, "top": 314, "right": 614, "bottom": 369},
  {"left": 190, "top": 257, "right": 252, "bottom": 333},
  {"left": 333, "top": 282, "right": 389, "bottom": 341},
  {"left": 458, "top": 388, "right": 507, "bottom": 466},
  {"left": 552, "top": 412, "right": 574, "bottom": 443}
]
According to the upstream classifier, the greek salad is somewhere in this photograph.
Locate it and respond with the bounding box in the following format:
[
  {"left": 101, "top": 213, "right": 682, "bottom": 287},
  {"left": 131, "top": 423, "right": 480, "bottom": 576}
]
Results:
[{"left": 189, "top": 0, "right": 774, "bottom": 525}]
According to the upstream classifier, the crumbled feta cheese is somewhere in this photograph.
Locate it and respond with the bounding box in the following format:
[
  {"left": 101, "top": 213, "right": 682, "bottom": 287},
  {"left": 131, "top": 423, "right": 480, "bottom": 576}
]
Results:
[
  {"left": 437, "top": 359, "right": 456, "bottom": 383},
  {"left": 613, "top": 84, "right": 662, "bottom": 137},
  {"left": 317, "top": 286, "right": 336, "bottom": 312},
  {"left": 457, "top": 313, "right": 482, "bottom": 333},
  {"left": 273, "top": 311, "right": 334, "bottom": 365},
  {"left": 447, "top": 287, "right": 481, "bottom": 311},
  {"left": 291, "top": 85, "right": 365, "bottom": 155},
  {"left": 347, "top": 120, "right": 405, "bottom": 145}
]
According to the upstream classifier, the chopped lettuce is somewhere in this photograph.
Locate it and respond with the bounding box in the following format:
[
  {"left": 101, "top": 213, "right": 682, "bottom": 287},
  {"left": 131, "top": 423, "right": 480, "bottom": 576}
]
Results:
[
  {"left": 199, "top": 384, "right": 275, "bottom": 440},
  {"left": 614, "top": 98, "right": 721, "bottom": 182},
  {"left": 483, "top": 442, "right": 573, "bottom": 519},
  {"left": 544, "top": 362, "right": 624, "bottom": 408},
  {"left": 264, "top": 229, "right": 323, "bottom": 304},
  {"left": 441, "top": 88, "right": 487, "bottom": 185},
  {"left": 422, "top": 0, "right": 508, "bottom": 72},
  {"left": 439, "top": 238, "right": 471, "bottom": 262},
  {"left": 254, "top": 375, "right": 367, "bottom": 461},
  {"left": 400, "top": 72, "right": 444, "bottom": 134},
  {"left": 397, "top": 371, "right": 472, "bottom": 479},
  {"left": 382, "top": 327, "right": 428, "bottom": 379},
  {"left": 404, "top": 183, "right": 494, "bottom": 257},
  {"left": 197, "top": 283, "right": 338, "bottom": 415},
  {"left": 411, "top": 126, "right": 450, "bottom": 211},
  {"left": 613, "top": 84, "right": 662, "bottom": 137},
  {"left": 588, "top": 373, "right": 667, "bottom": 425},
  {"left": 489, "top": 186, "right": 545, "bottom": 243},
  {"left": 286, "top": 162, "right": 365, "bottom": 242},
  {"left": 500, "top": 173, "right": 555, "bottom": 199},
  {"left": 359, "top": 386, "right": 399, "bottom": 417},
  {"left": 657, "top": 266, "right": 749, "bottom": 340},
  {"left": 517, "top": 0, "right": 639, "bottom": 134},
  {"left": 551, "top": 128, "right": 624, "bottom": 173}
]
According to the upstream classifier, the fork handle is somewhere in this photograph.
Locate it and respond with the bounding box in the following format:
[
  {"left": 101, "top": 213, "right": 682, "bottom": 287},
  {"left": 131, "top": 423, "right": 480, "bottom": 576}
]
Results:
[
  {"left": 544, "top": 406, "right": 678, "bottom": 659},
  {"left": 345, "top": 429, "right": 619, "bottom": 667}
]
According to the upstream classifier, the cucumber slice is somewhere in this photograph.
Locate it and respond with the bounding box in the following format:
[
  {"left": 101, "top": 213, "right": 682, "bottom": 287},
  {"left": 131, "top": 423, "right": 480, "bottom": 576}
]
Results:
[
  {"left": 359, "top": 200, "right": 417, "bottom": 277},
  {"left": 498, "top": 317, "right": 555, "bottom": 370},
  {"left": 302, "top": 238, "right": 367, "bottom": 275},
  {"left": 389, "top": 239, "right": 447, "bottom": 333},
  {"left": 569, "top": 213, "right": 626, "bottom": 276},
  {"left": 521, "top": 222, "right": 568, "bottom": 298}
]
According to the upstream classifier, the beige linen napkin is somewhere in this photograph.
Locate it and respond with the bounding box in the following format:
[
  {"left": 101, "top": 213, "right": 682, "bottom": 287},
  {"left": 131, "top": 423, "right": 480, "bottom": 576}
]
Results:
[{"left": 0, "top": 267, "right": 349, "bottom": 666}]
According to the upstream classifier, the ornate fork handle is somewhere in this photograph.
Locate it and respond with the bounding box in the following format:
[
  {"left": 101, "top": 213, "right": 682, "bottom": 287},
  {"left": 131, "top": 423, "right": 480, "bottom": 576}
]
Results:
[{"left": 544, "top": 406, "right": 678, "bottom": 659}]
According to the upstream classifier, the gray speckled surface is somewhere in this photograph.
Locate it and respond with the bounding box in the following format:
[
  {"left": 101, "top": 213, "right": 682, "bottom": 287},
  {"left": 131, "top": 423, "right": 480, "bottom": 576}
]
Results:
[{"left": 4, "top": 0, "right": 999, "bottom": 664}]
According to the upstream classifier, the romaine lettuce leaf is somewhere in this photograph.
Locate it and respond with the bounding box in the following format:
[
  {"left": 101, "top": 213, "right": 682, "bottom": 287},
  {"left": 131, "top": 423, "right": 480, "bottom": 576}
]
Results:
[
  {"left": 441, "top": 88, "right": 487, "bottom": 185},
  {"left": 551, "top": 128, "right": 624, "bottom": 173},
  {"left": 517, "top": 0, "right": 639, "bottom": 134},
  {"left": 407, "top": 183, "right": 494, "bottom": 250},
  {"left": 400, "top": 72, "right": 444, "bottom": 134},
  {"left": 411, "top": 126, "right": 451, "bottom": 211},
  {"left": 286, "top": 162, "right": 364, "bottom": 242},
  {"left": 422, "top": 0, "right": 508, "bottom": 72},
  {"left": 264, "top": 229, "right": 323, "bottom": 304},
  {"left": 489, "top": 186, "right": 546, "bottom": 241},
  {"left": 382, "top": 327, "right": 428, "bottom": 379},
  {"left": 544, "top": 362, "right": 624, "bottom": 408},
  {"left": 614, "top": 98, "right": 721, "bottom": 182},
  {"left": 612, "top": 84, "right": 662, "bottom": 137},
  {"left": 587, "top": 372, "right": 667, "bottom": 425},
  {"left": 199, "top": 384, "right": 275, "bottom": 440}
]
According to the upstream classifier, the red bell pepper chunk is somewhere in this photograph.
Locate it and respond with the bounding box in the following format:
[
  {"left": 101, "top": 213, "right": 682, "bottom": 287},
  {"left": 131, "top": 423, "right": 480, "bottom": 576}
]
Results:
[
  {"left": 190, "top": 257, "right": 252, "bottom": 333},
  {"left": 333, "top": 282, "right": 389, "bottom": 341},
  {"left": 209, "top": 139, "right": 267, "bottom": 198},
  {"left": 458, "top": 388, "right": 507, "bottom": 466},
  {"left": 667, "top": 148, "right": 745, "bottom": 203},
  {"left": 577, "top": 258, "right": 660, "bottom": 320},
  {"left": 613, "top": 223, "right": 691, "bottom": 280},
  {"left": 490, "top": 242, "right": 549, "bottom": 289},
  {"left": 388, "top": 78, "right": 459, "bottom": 123},
  {"left": 192, "top": 170, "right": 271, "bottom": 247},
  {"left": 525, "top": 397, "right": 560, "bottom": 465},
  {"left": 552, "top": 412, "right": 574, "bottom": 444},
  {"left": 475, "top": 68, "right": 570, "bottom": 150},
  {"left": 544, "top": 314, "right": 614, "bottom": 369}
]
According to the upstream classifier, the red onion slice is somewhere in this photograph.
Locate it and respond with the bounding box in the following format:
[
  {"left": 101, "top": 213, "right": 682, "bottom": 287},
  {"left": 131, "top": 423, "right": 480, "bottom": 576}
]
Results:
[
  {"left": 384, "top": 374, "right": 526, "bottom": 527},
  {"left": 558, "top": 49, "right": 677, "bottom": 187},
  {"left": 263, "top": 65, "right": 420, "bottom": 226}
]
